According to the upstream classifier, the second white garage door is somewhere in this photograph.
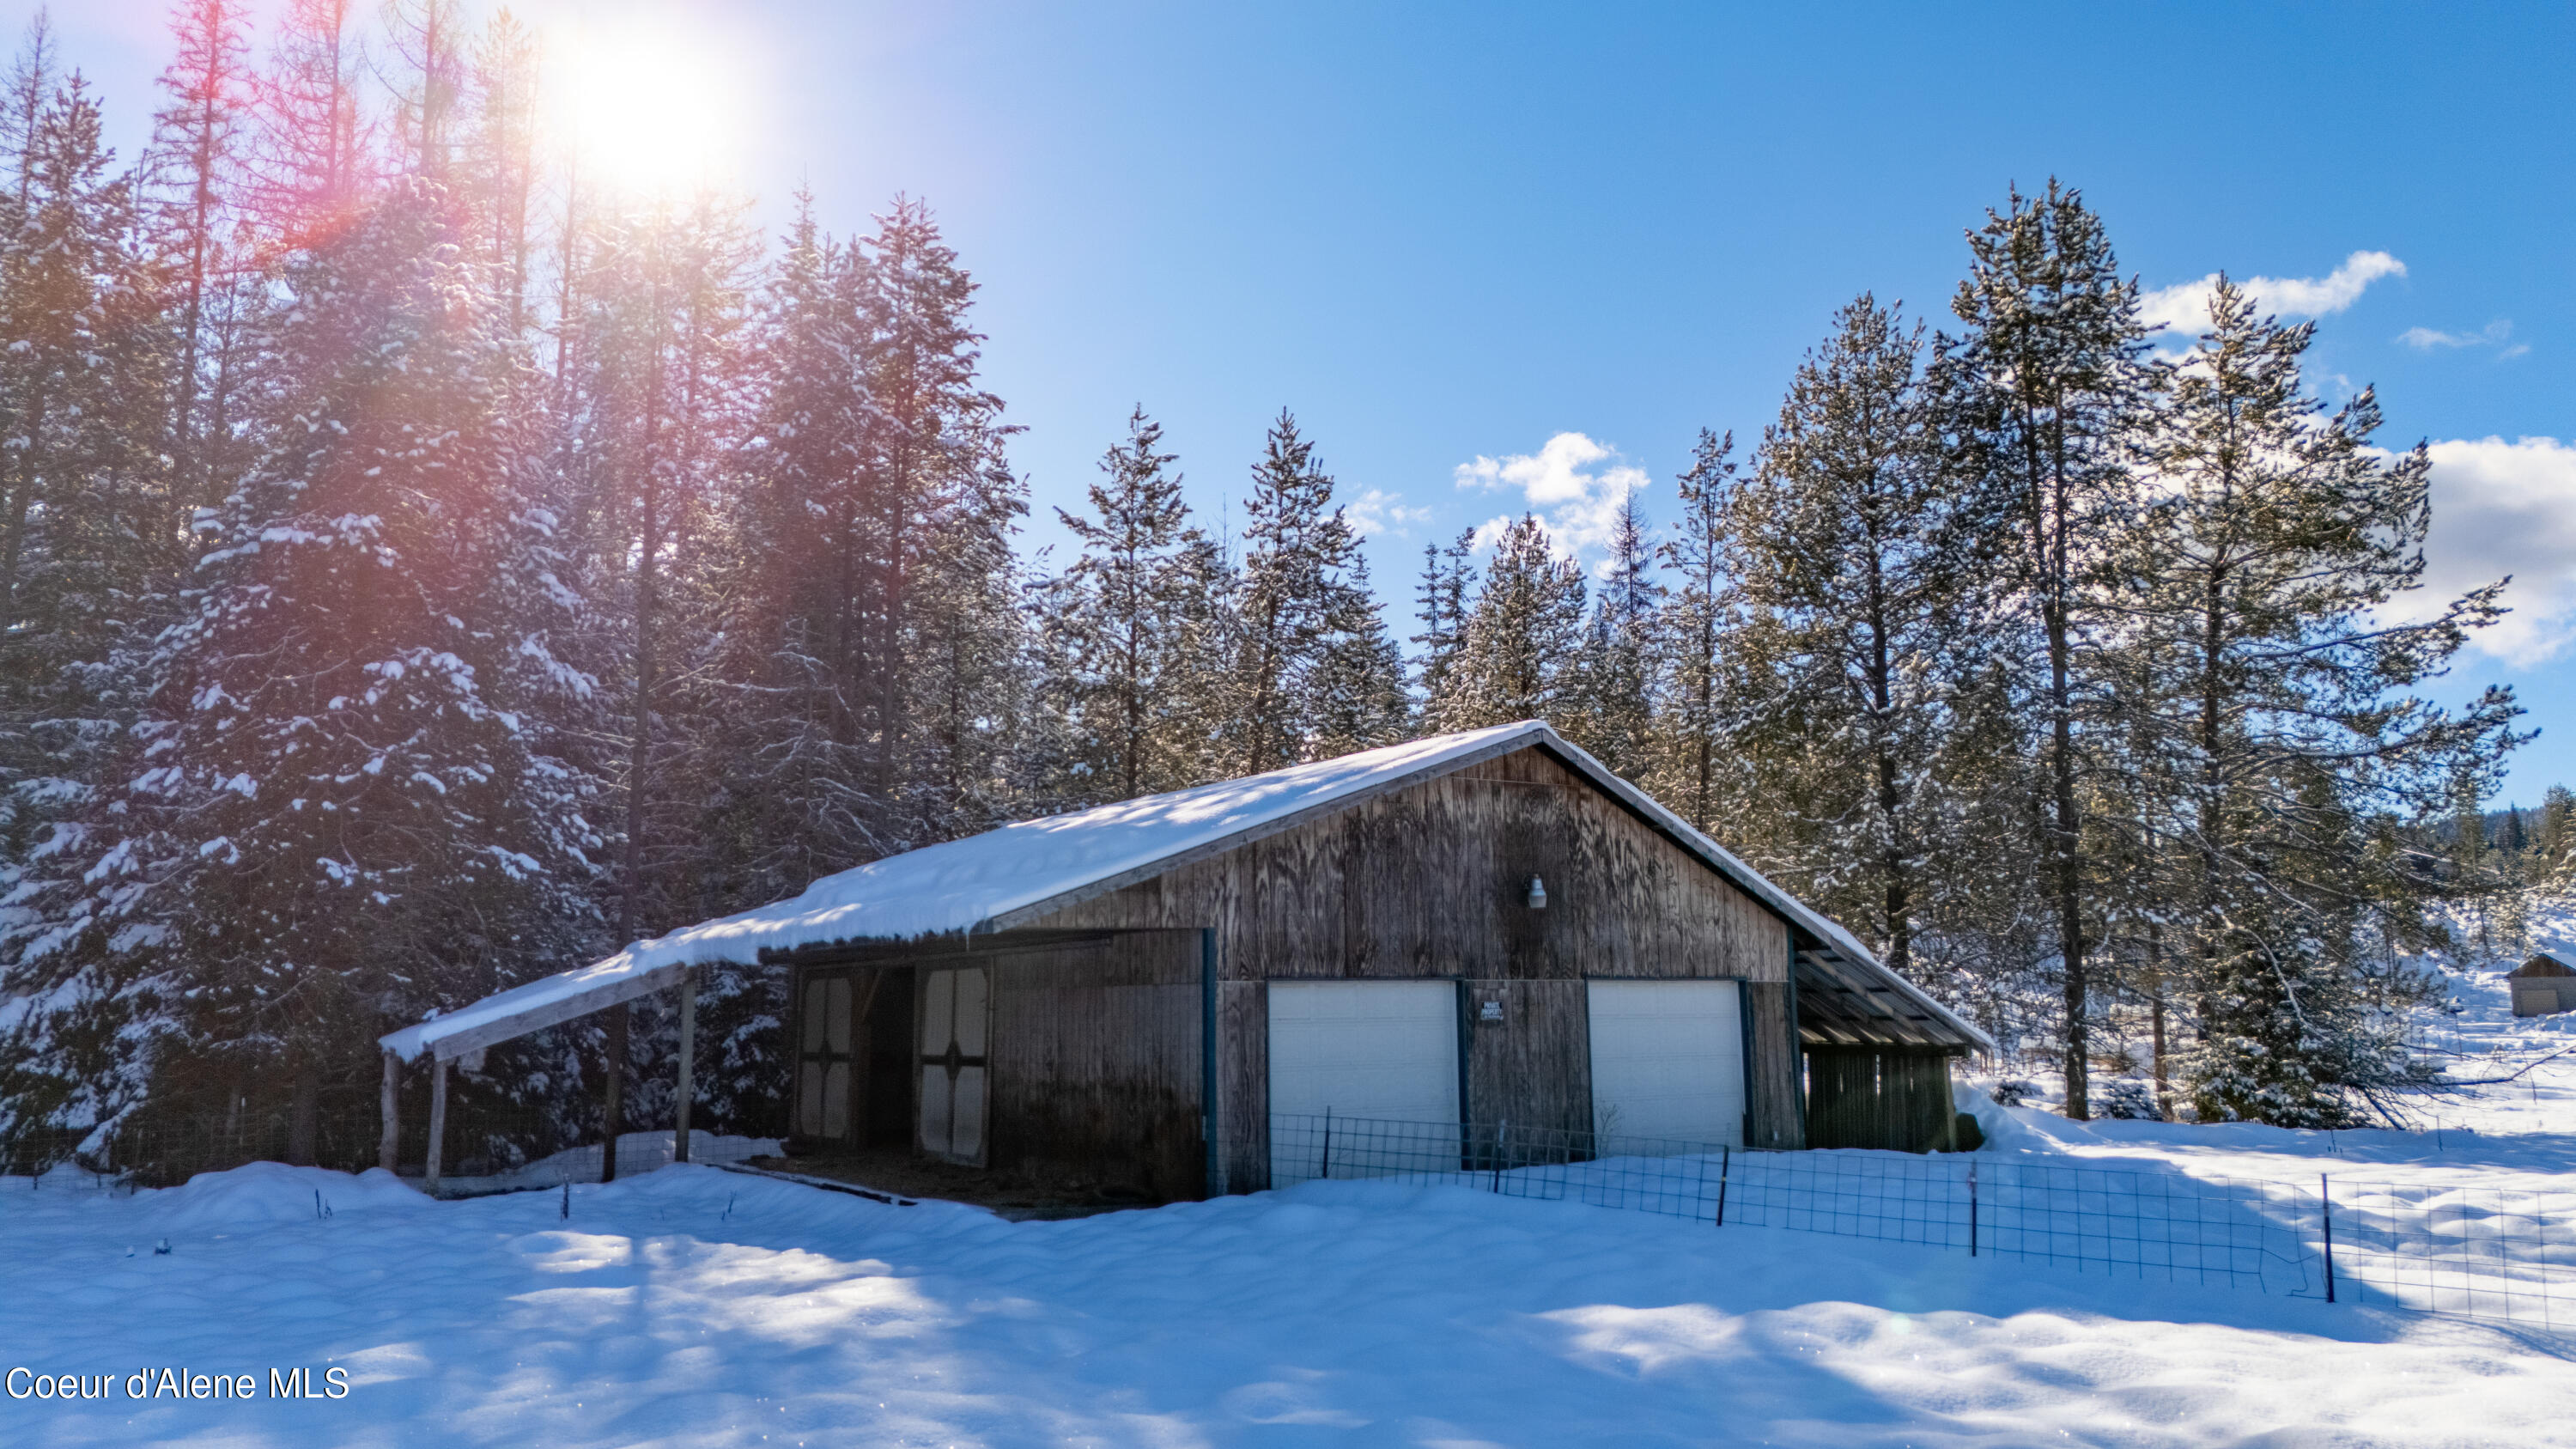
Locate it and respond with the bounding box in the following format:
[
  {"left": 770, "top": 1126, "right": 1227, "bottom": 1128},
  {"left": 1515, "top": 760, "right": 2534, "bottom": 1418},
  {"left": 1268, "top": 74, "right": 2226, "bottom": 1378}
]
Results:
[
  {"left": 1587, "top": 978, "right": 1745, "bottom": 1148},
  {"left": 1268, "top": 980, "right": 1460, "bottom": 1182}
]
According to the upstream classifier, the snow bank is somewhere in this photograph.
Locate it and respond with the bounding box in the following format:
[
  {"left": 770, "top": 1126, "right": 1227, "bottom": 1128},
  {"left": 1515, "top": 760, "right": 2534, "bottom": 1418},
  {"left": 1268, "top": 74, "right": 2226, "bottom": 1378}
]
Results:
[{"left": 119, "top": 1163, "right": 431, "bottom": 1233}]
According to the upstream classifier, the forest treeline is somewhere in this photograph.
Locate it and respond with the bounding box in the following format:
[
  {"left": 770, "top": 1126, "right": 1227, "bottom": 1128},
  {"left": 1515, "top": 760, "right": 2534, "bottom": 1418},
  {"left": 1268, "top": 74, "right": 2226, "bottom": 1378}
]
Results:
[{"left": 0, "top": 3, "right": 2537, "bottom": 1164}]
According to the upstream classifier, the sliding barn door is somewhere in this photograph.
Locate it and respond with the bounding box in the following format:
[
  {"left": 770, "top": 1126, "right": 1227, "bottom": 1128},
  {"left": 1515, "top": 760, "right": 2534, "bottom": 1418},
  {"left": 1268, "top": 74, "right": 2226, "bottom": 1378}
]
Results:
[{"left": 916, "top": 965, "right": 991, "bottom": 1166}]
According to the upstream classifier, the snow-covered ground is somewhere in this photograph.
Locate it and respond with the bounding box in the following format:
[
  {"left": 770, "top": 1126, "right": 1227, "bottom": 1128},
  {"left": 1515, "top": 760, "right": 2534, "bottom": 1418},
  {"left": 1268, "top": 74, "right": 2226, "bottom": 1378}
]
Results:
[
  {"left": 0, "top": 1146, "right": 2571, "bottom": 1446},
  {"left": 13, "top": 911, "right": 2576, "bottom": 1446}
]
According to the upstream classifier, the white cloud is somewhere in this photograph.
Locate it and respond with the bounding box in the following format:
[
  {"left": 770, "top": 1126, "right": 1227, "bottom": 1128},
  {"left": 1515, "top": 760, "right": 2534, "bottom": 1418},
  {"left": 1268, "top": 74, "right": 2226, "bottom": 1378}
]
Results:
[
  {"left": 1344, "top": 488, "right": 1432, "bottom": 539},
  {"left": 2397, "top": 320, "right": 2524, "bottom": 359},
  {"left": 1453, "top": 432, "right": 1648, "bottom": 564},
  {"left": 2394, "top": 436, "right": 2576, "bottom": 667},
  {"left": 2139, "top": 250, "right": 2406, "bottom": 337}
]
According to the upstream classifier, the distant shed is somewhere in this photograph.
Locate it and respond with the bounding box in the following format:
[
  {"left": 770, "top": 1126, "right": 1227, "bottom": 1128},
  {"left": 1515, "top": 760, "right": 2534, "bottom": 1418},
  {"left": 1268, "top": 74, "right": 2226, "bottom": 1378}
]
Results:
[
  {"left": 2510, "top": 952, "right": 2576, "bottom": 1017},
  {"left": 382, "top": 722, "right": 1993, "bottom": 1199}
]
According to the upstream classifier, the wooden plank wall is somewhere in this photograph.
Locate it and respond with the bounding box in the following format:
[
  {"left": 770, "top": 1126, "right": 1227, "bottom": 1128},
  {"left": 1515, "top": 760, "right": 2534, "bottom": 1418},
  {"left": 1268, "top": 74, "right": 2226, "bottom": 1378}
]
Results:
[
  {"left": 1461, "top": 978, "right": 1590, "bottom": 1140},
  {"left": 1743, "top": 983, "right": 1805, "bottom": 1149},
  {"left": 1034, "top": 745, "right": 1801, "bottom": 1188},
  {"left": 985, "top": 931, "right": 1206, "bottom": 1201},
  {"left": 1804, "top": 1047, "right": 1958, "bottom": 1153}
]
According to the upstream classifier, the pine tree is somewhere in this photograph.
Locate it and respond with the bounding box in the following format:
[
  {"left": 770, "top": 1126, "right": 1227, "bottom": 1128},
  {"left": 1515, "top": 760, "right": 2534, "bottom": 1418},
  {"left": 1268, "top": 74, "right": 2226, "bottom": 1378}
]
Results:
[
  {"left": 562, "top": 192, "right": 758, "bottom": 942},
  {"left": 1041, "top": 407, "right": 1206, "bottom": 801},
  {"left": 1655, "top": 429, "right": 1739, "bottom": 830},
  {"left": 1228, "top": 411, "right": 1362, "bottom": 772},
  {"left": 383, "top": 0, "right": 466, "bottom": 180},
  {"left": 245, "top": 0, "right": 372, "bottom": 245},
  {"left": 1445, "top": 514, "right": 1585, "bottom": 729},
  {"left": 1411, "top": 529, "right": 1475, "bottom": 734},
  {"left": 145, "top": 0, "right": 250, "bottom": 542},
  {"left": 1720, "top": 295, "right": 1967, "bottom": 977},
  {"left": 466, "top": 10, "right": 539, "bottom": 339},
  {"left": 1562, "top": 492, "right": 1662, "bottom": 778},
  {"left": 10, "top": 179, "right": 594, "bottom": 1160},
  {"left": 1154, "top": 529, "right": 1240, "bottom": 786},
  {"left": 2115, "top": 277, "right": 2520, "bottom": 1123},
  {"left": 718, "top": 199, "right": 873, "bottom": 895},
  {"left": 0, "top": 68, "right": 167, "bottom": 874},
  {"left": 1309, "top": 551, "right": 1412, "bottom": 757},
  {"left": 2536, "top": 786, "right": 2574, "bottom": 879},
  {"left": 1937, "top": 181, "right": 2158, "bottom": 1119}
]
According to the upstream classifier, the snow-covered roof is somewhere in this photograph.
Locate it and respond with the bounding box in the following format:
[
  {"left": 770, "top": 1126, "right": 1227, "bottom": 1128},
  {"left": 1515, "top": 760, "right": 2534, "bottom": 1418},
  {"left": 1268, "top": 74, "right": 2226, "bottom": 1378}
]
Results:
[{"left": 382, "top": 721, "right": 1992, "bottom": 1060}]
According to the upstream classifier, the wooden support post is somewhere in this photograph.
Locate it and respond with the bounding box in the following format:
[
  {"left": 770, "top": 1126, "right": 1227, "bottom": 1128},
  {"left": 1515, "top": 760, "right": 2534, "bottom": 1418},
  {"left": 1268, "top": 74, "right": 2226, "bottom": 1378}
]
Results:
[
  {"left": 602, "top": 1002, "right": 628, "bottom": 1184},
  {"left": 379, "top": 1051, "right": 400, "bottom": 1173},
  {"left": 425, "top": 1056, "right": 449, "bottom": 1191},
  {"left": 673, "top": 975, "right": 696, "bottom": 1165}
]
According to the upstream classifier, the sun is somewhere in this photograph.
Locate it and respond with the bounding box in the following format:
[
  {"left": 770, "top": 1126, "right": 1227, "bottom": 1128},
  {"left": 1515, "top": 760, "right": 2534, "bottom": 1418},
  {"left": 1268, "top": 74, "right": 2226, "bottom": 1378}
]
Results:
[{"left": 546, "top": 20, "right": 744, "bottom": 196}]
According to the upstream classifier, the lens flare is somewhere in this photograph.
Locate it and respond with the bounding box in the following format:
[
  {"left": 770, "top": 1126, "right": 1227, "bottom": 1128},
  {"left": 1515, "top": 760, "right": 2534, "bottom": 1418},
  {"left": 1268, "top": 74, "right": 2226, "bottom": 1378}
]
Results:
[{"left": 547, "top": 19, "right": 744, "bottom": 195}]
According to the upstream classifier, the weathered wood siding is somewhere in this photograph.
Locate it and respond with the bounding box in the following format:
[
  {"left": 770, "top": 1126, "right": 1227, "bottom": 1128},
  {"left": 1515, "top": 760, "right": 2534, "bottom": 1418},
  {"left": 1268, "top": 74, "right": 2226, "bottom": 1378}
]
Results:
[
  {"left": 985, "top": 931, "right": 1205, "bottom": 1200},
  {"left": 1743, "top": 982, "right": 1805, "bottom": 1150},
  {"left": 1030, "top": 744, "right": 1799, "bottom": 1187}
]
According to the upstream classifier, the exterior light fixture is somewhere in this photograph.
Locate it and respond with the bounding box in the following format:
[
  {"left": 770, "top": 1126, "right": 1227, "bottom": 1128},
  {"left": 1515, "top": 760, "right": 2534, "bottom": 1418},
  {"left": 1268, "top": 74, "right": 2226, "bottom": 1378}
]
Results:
[{"left": 1527, "top": 875, "right": 1547, "bottom": 910}]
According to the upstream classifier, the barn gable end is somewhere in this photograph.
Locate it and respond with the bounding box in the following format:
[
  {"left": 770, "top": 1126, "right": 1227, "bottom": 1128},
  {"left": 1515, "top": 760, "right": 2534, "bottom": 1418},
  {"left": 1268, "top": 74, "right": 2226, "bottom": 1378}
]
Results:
[{"left": 1026, "top": 743, "right": 1802, "bottom": 1161}]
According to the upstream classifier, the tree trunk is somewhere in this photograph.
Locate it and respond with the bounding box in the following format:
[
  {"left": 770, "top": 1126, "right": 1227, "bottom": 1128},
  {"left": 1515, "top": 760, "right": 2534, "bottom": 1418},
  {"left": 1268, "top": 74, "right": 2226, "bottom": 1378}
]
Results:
[
  {"left": 2147, "top": 923, "right": 2172, "bottom": 1120},
  {"left": 601, "top": 1002, "right": 629, "bottom": 1183}
]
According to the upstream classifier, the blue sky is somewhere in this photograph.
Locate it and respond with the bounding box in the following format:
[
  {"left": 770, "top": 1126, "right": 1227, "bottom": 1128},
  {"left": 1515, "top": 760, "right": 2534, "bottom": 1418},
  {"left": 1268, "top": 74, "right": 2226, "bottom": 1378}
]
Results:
[{"left": 39, "top": 1, "right": 2576, "bottom": 800}]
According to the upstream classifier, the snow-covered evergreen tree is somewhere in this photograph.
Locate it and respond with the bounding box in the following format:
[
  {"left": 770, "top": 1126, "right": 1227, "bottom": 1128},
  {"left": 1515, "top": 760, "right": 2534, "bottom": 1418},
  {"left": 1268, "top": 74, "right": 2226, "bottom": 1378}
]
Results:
[
  {"left": 1443, "top": 514, "right": 1585, "bottom": 729},
  {"left": 1652, "top": 429, "right": 1738, "bottom": 831},
  {"left": 1410, "top": 529, "right": 1474, "bottom": 734},
  {"left": 1936, "top": 181, "right": 2158, "bottom": 1120},
  {"left": 1039, "top": 407, "right": 1208, "bottom": 802},
  {"left": 1718, "top": 295, "right": 1967, "bottom": 978},
  {"left": 1563, "top": 492, "right": 1662, "bottom": 779},
  {"left": 9, "top": 179, "right": 596, "bottom": 1160},
  {"left": 1226, "top": 411, "right": 1363, "bottom": 773},
  {"left": 1308, "top": 551, "right": 1412, "bottom": 758},
  {"left": 2113, "top": 278, "right": 2519, "bottom": 1124},
  {"left": 0, "top": 64, "right": 168, "bottom": 896}
]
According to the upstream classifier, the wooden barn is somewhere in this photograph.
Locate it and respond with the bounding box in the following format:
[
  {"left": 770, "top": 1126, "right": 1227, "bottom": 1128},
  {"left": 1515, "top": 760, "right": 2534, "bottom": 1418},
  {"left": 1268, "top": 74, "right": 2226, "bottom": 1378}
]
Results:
[
  {"left": 381, "top": 721, "right": 1990, "bottom": 1199},
  {"left": 2510, "top": 952, "right": 2576, "bottom": 1018}
]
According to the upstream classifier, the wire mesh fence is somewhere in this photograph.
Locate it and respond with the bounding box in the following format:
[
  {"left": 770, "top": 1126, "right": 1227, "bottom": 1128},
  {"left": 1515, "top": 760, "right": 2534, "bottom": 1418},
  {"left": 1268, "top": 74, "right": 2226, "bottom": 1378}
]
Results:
[
  {"left": 1264, "top": 1113, "right": 2576, "bottom": 1330},
  {"left": 2324, "top": 1180, "right": 2576, "bottom": 1330}
]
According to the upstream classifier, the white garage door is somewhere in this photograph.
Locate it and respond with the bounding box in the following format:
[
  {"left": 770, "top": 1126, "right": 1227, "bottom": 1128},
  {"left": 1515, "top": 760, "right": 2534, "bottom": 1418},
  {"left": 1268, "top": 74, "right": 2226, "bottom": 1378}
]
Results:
[
  {"left": 1587, "top": 979, "right": 1744, "bottom": 1148},
  {"left": 1268, "top": 980, "right": 1460, "bottom": 1183}
]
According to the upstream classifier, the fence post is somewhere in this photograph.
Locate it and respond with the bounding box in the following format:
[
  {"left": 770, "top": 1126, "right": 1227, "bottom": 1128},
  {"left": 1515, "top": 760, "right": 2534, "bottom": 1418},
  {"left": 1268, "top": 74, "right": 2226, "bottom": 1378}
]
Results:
[
  {"left": 1967, "top": 1159, "right": 1978, "bottom": 1257},
  {"left": 1320, "top": 1107, "right": 1332, "bottom": 1182},
  {"left": 1492, "top": 1120, "right": 1508, "bottom": 1192},
  {"left": 2321, "top": 1173, "right": 2336, "bottom": 1304},
  {"left": 1716, "top": 1146, "right": 1730, "bottom": 1227}
]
